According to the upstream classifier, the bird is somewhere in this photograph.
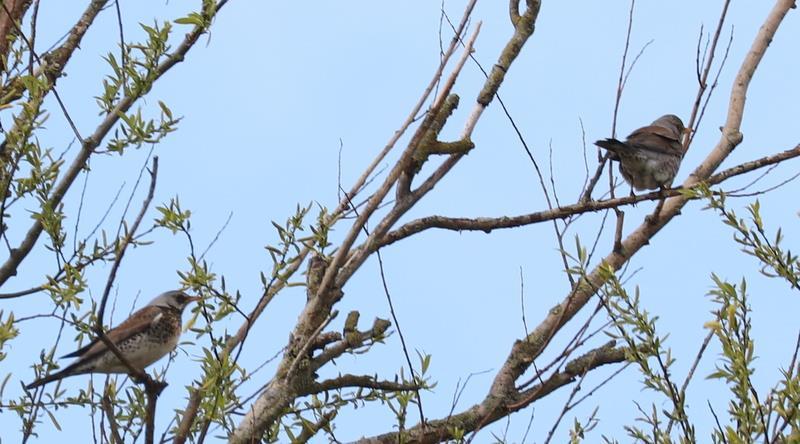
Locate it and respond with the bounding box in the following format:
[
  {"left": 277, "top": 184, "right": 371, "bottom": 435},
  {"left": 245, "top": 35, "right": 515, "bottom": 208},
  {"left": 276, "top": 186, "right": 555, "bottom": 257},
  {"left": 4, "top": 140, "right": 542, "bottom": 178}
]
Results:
[
  {"left": 25, "top": 290, "right": 200, "bottom": 390},
  {"left": 594, "top": 114, "right": 686, "bottom": 192}
]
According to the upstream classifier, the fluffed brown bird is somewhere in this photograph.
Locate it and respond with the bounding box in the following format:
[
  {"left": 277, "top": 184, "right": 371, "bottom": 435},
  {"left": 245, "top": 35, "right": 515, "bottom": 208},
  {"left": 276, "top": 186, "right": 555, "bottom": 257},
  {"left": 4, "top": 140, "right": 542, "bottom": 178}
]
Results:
[{"left": 595, "top": 114, "right": 686, "bottom": 191}]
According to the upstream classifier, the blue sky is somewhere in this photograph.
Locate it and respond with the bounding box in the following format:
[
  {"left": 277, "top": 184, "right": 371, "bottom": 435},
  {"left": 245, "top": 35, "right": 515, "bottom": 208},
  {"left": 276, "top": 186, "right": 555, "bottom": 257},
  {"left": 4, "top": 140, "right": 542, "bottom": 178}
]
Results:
[{"left": 2, "top": 1, "right": 800, "bottom": 442}]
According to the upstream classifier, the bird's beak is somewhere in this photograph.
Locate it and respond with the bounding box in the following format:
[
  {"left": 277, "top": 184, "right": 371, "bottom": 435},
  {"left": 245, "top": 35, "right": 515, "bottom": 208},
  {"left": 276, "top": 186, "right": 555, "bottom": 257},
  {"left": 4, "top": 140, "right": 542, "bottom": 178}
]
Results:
[{"left": 184, "top": 294, "right": 202, "bottom": 304}]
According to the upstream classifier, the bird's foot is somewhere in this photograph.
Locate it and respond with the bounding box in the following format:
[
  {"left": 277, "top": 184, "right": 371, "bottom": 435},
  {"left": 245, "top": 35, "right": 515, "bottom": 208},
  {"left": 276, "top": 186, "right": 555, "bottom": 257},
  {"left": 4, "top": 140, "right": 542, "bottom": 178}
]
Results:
[
  {"left": 132, "top": 372, "right": 168, "bottom": 394},
  {"left": 144, "top": 375, "right": 168, "bottom": 395},
  {"left": 150, "top": 379, "right": 168, "bottom": 396},
  {"left": 628, "top": 188, "right": 637, "bottom": 206},
  {"left": 131, "top": 372, "right": 149, "bottom": 385}
]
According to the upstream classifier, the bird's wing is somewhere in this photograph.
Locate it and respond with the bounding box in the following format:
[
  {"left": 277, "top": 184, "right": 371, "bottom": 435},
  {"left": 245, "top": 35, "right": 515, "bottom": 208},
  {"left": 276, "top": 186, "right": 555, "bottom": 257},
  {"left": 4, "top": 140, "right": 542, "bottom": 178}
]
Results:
[
  {"left": 61, "top": 337, "right": 100, "bottom": 359},
  {"left": 62, "top": 306, "right": 160, "bottom": 362},
  {"left": 626, "top": 126, "right": 683, "bottom": 156},
  {"left": 628, "top": 124, "right": 680, "bottom": 142}
]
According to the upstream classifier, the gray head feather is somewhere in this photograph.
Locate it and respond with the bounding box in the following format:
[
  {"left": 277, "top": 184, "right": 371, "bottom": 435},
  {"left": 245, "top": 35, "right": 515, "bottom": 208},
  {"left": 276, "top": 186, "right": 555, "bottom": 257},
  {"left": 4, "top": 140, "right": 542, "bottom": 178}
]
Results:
[{"left": 146, "top": 290, "right": 195, "bottom": 310}]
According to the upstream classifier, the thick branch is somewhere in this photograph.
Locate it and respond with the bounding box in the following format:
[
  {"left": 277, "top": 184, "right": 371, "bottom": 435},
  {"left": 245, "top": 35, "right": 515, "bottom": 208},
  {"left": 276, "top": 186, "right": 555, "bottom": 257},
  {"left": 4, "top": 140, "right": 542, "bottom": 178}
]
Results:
[
  {"left": 1, "top": 0, "right": 105, "bottom": 108},
  {"left": 0, "top": 0, "right": 32, "bottom": 69},
  {"left": 301, "top": 374, "right": 420, "bottom": 397},
  {"left": 354, "top": 343, "right": 626, "bottom": 444}
]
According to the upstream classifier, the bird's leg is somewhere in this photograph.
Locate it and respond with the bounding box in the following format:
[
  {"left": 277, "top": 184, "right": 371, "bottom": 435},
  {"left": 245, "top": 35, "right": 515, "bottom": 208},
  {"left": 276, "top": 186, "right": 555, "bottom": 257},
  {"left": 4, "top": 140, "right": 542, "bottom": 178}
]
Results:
[
  {"left": 628, "top": 187, "right": 638, "bottom": 207},
  {"left": 131, "top": 373, "right": 146, "bottom": 384},
  {"left": 130, "top": 371, "right": 155, "bottom": 386}
]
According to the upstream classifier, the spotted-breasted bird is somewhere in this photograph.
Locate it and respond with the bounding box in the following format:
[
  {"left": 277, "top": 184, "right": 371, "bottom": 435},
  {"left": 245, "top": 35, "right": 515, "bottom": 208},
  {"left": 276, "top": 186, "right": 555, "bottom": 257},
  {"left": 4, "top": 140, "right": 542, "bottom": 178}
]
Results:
[
  {"left": 595, "top": 114, "right": 686, "bottom": 191},
  {"left": 25, "top": 290, "right": 200, "bottom": 390}
]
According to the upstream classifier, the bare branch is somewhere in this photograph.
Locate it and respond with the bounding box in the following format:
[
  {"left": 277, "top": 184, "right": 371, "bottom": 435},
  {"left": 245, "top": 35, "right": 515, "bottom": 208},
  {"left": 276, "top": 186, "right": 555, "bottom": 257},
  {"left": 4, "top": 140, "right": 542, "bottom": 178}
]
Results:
[
  {"left": 301, "top": 374, "right": 421, "bottom": 396},
  {"left": 684, "top": 0, "right": 733, "bottom": 148},
  {"left": 319, "top": 7, "right": 480, "bottom": 301},
  {"left": 96, "top": 156, "right": 158, "bottom": 326},
  {"left": 334, "top": 2, "right": 541, "bottom": 295},
  {"left": 579, "top": 0, "right": 636, "bottom": 204},
  {"left": 378, "top": 144, "right": 800, "bottom": 246}
]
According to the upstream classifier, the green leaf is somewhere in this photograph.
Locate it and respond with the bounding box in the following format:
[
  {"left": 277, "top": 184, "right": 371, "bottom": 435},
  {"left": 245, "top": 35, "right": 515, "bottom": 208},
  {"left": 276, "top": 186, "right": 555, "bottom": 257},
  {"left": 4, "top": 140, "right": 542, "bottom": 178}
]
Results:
[{"left": 174, "top": 12, "right": 205, "bottom": 27}]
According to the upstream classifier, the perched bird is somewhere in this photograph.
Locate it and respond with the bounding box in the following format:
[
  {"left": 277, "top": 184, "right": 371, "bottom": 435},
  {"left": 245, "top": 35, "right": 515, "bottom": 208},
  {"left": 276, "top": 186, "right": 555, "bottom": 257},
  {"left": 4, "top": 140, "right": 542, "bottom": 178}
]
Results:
[
  {"left": 595, "top": 114, "right": 686, "bottom": 191},
  {"left": 25, "top": 290, "right": 200, "bottom": 390}
]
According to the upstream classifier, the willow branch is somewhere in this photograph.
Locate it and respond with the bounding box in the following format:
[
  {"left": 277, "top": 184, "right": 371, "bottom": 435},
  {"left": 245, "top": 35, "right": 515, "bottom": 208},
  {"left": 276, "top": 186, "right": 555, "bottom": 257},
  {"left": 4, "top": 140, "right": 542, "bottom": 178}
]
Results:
[{"left": 0, "top": 1, "right": 229, "bottom": 286}]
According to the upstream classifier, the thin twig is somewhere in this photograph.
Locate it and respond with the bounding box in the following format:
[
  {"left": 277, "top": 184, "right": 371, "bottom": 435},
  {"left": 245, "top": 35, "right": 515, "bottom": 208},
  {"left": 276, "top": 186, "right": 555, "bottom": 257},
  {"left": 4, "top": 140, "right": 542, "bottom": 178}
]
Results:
[
  {"left": 684, "top": 0, "right": 732, "bottom": 149},
  {"left": 771, "top": 331, "right": 800, "bottom": 440},
  {"left": 542, "top": 369, "right": 589, "bottom": 444},
  {"left": 113, "top": 0, "right": 126, "bottom": 92},
  {"left": 520, "top": 267, "right": 529, "bottom": 337},
  {"left": 579, "top": 0, "right": 636, "bottom": 204},
  {"left": 709, "top": 401, "right": 729, "bottom": 444},
  {"left": 28, "top": 0, "right": 40, "bottom": 76},
  {"left": 666, "top": 330, "right": 714, "bottom": 434},
  {"left": 199, "top": 211, "right": 233, "bottom": 261},
  {"left": 96, "top": 157, "right": 158, "bottom": 325},
  {"left": 101, "top": 394, "right": 124, "bottom": 444}
]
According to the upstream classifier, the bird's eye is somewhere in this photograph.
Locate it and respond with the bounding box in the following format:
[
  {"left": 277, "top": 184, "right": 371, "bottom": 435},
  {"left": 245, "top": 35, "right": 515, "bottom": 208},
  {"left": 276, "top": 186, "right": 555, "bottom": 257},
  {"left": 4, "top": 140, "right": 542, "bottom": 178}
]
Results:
[{"left": 176, "top": 293, "right": 186, "bottom": 303}]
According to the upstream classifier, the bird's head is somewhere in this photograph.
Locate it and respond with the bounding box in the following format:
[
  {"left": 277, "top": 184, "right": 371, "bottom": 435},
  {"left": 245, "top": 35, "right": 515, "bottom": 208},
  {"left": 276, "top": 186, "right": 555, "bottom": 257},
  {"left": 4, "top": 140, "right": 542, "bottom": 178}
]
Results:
[
  {"left": 652, "top": 114, "right": 686, "bottom": 138},
  {"left": 146, "top": 290, "right": 201, "bottom": 312}
]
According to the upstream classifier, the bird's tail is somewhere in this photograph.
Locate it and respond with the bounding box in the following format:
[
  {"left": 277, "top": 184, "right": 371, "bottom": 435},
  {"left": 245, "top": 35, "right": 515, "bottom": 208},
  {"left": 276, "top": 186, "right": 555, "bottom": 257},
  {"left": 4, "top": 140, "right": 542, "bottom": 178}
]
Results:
[
  {"left": 25, "top": 370, "right": 65, "bottom": 390},
  {"left": 594, "top": 138, "right": 625, "bottom": 160},
  {"left": 25, "top": 362, "right": 84, "bottom": 390}
]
